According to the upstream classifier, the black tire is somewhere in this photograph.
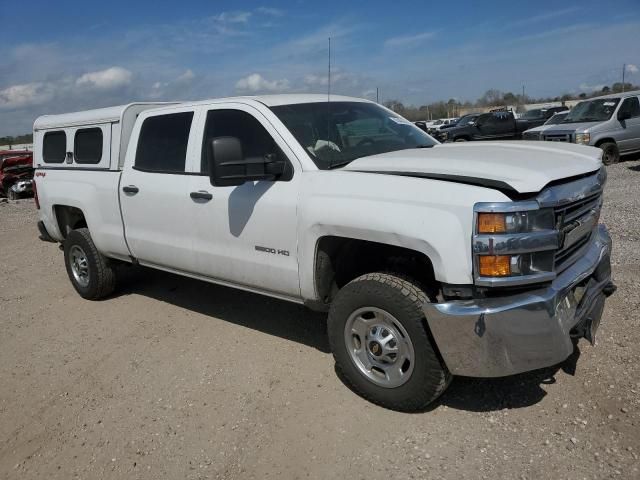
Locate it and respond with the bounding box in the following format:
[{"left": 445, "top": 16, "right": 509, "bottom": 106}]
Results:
[
  {"left": 454, "top": 137, "right": 468, "bottom": 142},
  {"left": 328, "top": 273, "right": 451, "bottom": 412},
  {"left": 7, "top": 189, "right": 18, "bottom": 200},
  {"left": 600, "top": 142, "right": 620, "bottom": 165},
  {"left": 63, "top": 228, "right": 116, "bottom": 300}
]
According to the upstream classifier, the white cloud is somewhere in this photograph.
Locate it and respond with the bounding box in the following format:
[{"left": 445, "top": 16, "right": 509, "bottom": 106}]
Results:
[
  {"left": 384, "top": 31, "right": 436, "bottom": 48},
  {"left": 177, "top": 69, "right": 195, "bottom": 82},
  {"left": 76, "top": 66, "right": 132, "bottom": 89},
  {"left": 235, "top": 73, "right": 290, "bottom": 93},
  {"left": 256, "top": 7, "right": 284, "bottom": 17},
  {"left": 213, "top": 11, "right": 252, "bottom": 24},
  {"left": 0, "top": 82, "right": 54, "bottom": 110},
  {"left": 627, "top": 64, "right": 639, "bottom": 74},
  {"left": 579, "top": 82, "right": 606, "bottom": 92},
  {"left": 509, "top": 7, "right": 580, "bottom": 28}
]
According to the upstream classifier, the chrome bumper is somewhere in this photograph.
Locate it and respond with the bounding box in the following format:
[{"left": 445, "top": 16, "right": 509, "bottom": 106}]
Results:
[{"left": 425, "top": 224, "right": 614, "bottom": 377}]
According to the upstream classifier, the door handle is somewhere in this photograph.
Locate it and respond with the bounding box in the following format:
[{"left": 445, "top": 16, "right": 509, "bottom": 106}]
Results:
[
  {"left": 190, "top": 191, "right": 213, "bottom": 201},
  {"left": 122, "top": 185, "right": 139, "bottom": 194}
]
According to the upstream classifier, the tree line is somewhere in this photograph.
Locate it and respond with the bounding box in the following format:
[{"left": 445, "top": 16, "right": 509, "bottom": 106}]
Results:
[
  {"left": 384, "top": 82, "right": 640, "bottom": 121},
  {"left": 0, "top": 133, "right": 33, "bottom": 147}
]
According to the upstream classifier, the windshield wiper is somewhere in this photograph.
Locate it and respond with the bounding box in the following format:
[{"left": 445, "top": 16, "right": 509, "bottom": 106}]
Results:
[
  {"left": 414, "top": 144, "right": 434, "bottom": 149},
  {"left": 327, "top": 159, "right": 355, "bottom": 169},
  {"left": 565, "top": 117, "right": 598, "bottom": 123}
]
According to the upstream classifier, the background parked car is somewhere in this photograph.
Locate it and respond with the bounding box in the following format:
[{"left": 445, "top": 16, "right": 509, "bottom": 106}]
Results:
[
  {"left": 541, "top": 90, "right": 640, "bottom": 165},
  {"left": 0, "top": 150, "right": 34, "bottom": 200},
  {"left": 517, "top": 106, "right": 569, "bottom": 131},
  {"left": 522, "top": 111, "right": 569, "bottom": 140}
]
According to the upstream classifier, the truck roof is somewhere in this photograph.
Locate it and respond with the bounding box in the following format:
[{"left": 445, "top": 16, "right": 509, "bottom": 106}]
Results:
[
  {"left": 33, "top": 102, "right": 178, "bottom": 130},
  {"left": 33, "top": 94, "right": 370, "bottom": 130}
]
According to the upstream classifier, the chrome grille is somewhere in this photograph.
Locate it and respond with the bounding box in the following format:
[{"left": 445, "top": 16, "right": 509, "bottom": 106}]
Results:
[
  {"left": 543, "top": 133, "right": 571, "bottom": 142},
  {"left": 553, "top": 192, "right": 602, "bottom": 271}
]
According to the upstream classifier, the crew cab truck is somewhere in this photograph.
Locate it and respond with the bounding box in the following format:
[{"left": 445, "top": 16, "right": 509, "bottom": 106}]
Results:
[
  {"left": 34, "top": 95, "right": 616, "bottom": 412},
  {"left": 443, "top": 110, "right": 526, "bottom": 142}
]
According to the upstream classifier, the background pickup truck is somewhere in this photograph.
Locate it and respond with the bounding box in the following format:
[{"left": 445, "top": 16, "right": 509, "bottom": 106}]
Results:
[
  {"left": 33, "top": 95, "right": 616, "bottom": 411},
  {"left": 443, "top": 107, "right": 567, "bottom": 142}
]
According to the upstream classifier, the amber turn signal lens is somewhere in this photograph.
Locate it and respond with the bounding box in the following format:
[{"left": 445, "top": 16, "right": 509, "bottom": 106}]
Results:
[
  {"left": 479, "top": 255, "right": 511, "bottom": 276},
  {"left": 477, "top": 213, "right": 506, "bottom": 233}
]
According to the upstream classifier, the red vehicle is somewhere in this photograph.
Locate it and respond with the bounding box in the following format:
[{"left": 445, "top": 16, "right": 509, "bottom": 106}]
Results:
[{"left": 0, "top": 150, "right": 34, "bottom": 200}]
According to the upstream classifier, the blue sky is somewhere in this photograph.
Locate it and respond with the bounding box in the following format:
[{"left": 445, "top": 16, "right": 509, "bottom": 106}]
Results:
[{"left": 1, "top": 0, "right": 639, "bottom": 135}]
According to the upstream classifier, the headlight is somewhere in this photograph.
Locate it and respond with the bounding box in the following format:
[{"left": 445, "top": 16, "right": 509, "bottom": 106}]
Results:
[
  {"left": 474, "top": 204, "right": 557, "bottom": 282},
  {"left": 575, "top": 132, "right": 591, "bottom": 145},
  {"left": 477, "top": 210, "right": 554, "bottom": 234}
]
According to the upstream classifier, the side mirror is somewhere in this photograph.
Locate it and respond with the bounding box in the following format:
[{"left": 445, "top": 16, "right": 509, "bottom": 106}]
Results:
[
  {"left": 618, "top": 110, "right": 631, "bottom": 121},
  {"left": 209, "top": 137, "right": 285, "bottom": 187}
]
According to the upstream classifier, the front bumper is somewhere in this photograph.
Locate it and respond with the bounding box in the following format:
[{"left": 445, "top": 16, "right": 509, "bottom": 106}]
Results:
[{"left": 425, "top": 224, "right": 614, "bottom": 377}]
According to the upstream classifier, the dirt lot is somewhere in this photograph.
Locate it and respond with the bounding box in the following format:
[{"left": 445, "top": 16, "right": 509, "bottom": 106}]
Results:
[{"left": 1, "top": 160, "right": 639, "bottom": 480}]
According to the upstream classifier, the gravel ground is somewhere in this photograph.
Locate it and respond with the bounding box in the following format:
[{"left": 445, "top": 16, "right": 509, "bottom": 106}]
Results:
[{"left": 1, "top": 159, "right": 639, "bottom": 479}]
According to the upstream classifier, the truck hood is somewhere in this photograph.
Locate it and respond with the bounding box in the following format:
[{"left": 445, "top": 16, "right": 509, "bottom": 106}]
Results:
[
  {"left": 545, "top": 121, "right": 601, "bottom": 133},
  {"left": 342, "top": 141, "right": 601, "bottom": 194}
]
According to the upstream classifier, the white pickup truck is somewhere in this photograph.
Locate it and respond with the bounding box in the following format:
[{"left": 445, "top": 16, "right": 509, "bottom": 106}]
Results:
[{"left": 34, "top": 94, "right": 616, "bottom": 411}]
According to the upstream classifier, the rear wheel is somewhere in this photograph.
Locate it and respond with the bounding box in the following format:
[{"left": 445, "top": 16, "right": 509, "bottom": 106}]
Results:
[
  {"left": 328, "top": 273, "right": 451, "bottom": 412},
  {"left": 600, "top": 142, "right": 620, "bottom": 165},
  {"left": 64, "top": 228, "right": 116, "bottom": 300}
]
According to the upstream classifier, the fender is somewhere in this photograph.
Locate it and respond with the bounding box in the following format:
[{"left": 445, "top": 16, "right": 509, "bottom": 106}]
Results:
[{"left": 296, "top": 170, "right": 511, "bottom": 301}]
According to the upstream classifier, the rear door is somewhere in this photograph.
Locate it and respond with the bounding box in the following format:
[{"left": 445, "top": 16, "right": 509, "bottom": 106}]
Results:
[
  {"left": 476, "top": 113, "right": 515, "bottom": 139},
  {"left": 119, "top": 107, "right": 200, "bottom": 272}
]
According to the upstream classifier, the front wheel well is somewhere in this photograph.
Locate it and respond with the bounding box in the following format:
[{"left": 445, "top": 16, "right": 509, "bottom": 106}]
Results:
[
  {"left": 54, "top": 205, "right": 87, "bottom": 239},
  {"left": 595, "top": 138, "right": 616, "bottom": 147},
  {"left": 314, "top": 236, "right": 439, "bottom": 308}
]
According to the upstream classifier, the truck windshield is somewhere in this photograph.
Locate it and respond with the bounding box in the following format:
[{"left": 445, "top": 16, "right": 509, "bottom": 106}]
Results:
[
  {"left": 544, "top": 112, "right": 568, "bottom": 125},
  {"left": 271, "top": 102, "right": 437, "bottom": 169},
  {"left": 562, "top": 98, "right": 620, "bottom": 123}
]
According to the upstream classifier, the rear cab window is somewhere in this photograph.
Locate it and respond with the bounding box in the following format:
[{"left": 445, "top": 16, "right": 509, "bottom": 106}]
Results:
[{"left": 135, "top": 112, "right": 194, "bottom": 173}]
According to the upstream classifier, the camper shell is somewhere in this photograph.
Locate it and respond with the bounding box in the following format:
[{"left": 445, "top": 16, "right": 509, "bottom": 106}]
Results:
[{"left": 33, "top": 103, "right": 176, "bottom": 170}]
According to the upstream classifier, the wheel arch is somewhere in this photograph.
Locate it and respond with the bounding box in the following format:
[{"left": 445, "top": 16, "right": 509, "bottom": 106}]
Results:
[
  {"left": 307, "top": 235, "right": 440, "bottom": 311},
  {"left": 594, "top": 137, "right": 617, "bottom": 147},
  {"left": 53, "top": 205, "right": 88, "bottom": 239}
]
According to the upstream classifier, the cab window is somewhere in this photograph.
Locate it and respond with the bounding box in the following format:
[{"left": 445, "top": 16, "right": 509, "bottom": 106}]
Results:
[
  {"left": 200, "top": 109, "right": 291, "bottom": 180},
  {"left": 135, "top": 112, "right": 193, "bottom": 173},
  {"left": 619, "top": 97, "right": 640, "bottom": 119}
]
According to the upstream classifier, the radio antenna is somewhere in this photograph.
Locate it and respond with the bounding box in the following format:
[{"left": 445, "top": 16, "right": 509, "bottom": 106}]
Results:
[
  {"left": 327, "top": 36, "right": 332, "bottom": 167},
  {"left": 327, "top": 37, "right": 331, "bottom": 102}
]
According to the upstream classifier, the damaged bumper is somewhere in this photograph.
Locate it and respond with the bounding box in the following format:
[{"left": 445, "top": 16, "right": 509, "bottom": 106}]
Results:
[{"left": 425, "top": 224, "right": 615, "bottom": 377}]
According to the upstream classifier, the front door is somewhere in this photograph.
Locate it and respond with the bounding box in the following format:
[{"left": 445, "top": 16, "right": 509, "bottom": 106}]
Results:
[
  {"left": 188, "top": 104, "right": 301, "bottom": 298},
  {"left": 617, "top": 96, "right": 640, "bottom": 153}
]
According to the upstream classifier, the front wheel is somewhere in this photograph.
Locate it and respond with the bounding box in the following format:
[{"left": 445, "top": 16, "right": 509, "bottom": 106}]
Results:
[
  {"left": 64, "top": 228, "right": 116, "bottom": 300},
  {"left": 328, "top": 273, "right": 451, "bottom": 411},
  {"left": 600, "top": 142, "right": 620, "bottom": 165}
]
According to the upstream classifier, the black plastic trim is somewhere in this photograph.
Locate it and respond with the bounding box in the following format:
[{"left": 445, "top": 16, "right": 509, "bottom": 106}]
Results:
[
  {"left": 351, "top": 170, "right": 518, "bottom": 195},
  {"left": 36, "top": 166, "right": 113, "bottom": 172}
]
